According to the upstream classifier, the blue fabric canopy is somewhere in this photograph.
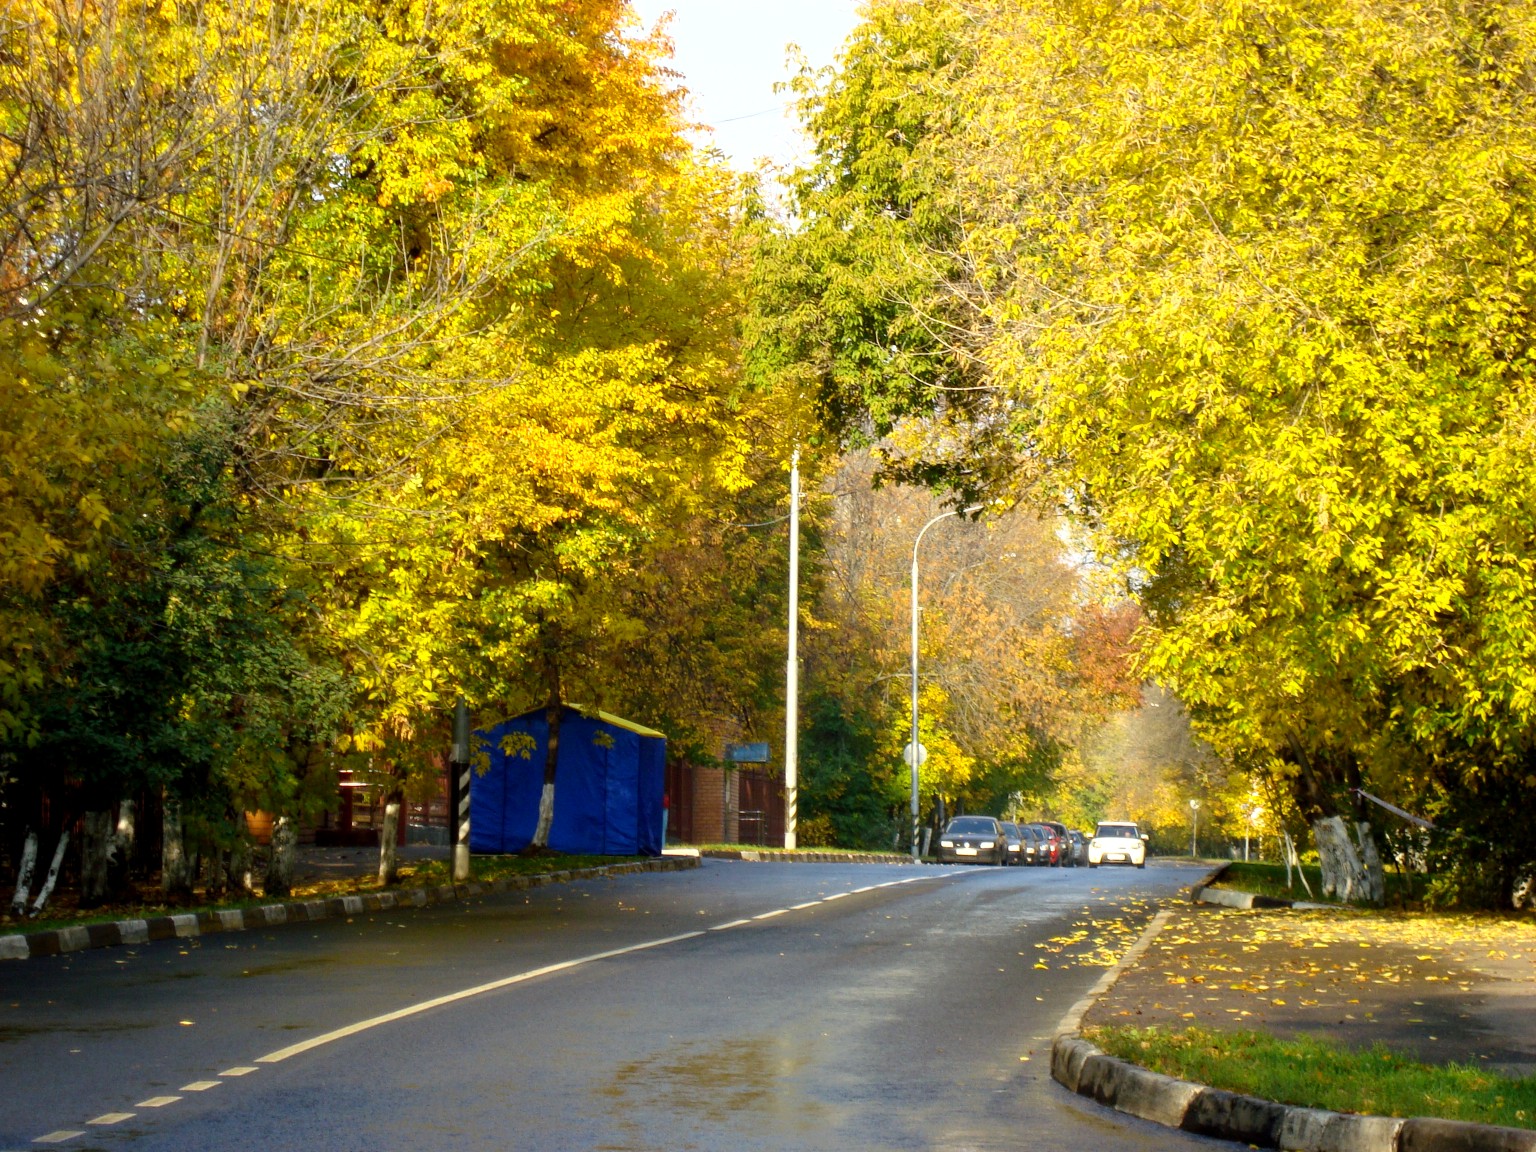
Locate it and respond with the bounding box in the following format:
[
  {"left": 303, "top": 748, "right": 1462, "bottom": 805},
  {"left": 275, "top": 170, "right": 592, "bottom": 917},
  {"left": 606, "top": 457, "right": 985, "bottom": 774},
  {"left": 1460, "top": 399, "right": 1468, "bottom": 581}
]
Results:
[{"left": 469, "top": 705, "right": 666, "bottom": 857}]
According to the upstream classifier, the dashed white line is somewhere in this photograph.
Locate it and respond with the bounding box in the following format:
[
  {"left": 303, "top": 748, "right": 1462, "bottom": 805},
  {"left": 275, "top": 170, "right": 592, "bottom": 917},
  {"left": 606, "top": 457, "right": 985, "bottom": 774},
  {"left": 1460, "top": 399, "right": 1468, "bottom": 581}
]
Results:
[
  {"left": 219, "top": 1066, "right": 259, "bottom": 1077},
  {"left": 135, "top": 1097, "right": 180, "bottom": 1108},
  {"left": 180, "top": 1081, "right": 221, "bottom": 1092},
  {"left": 87, "top": 1114, "right": 134, "bottom": 1126},
  {"left": 33, "top": 1131, "right": 84, "bottom": 1144}
]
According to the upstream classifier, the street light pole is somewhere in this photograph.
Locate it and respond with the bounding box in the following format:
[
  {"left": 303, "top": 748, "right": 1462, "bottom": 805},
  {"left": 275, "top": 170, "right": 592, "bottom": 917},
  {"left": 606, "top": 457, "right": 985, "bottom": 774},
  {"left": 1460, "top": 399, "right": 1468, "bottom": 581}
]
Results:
[
  {"left": 1189, "top": 798, "right": 1201, "bottom": 859},
  {"left": 910, "top": 504, "right": 982, "bottom": 860},
  {"left": 784, "top": 449, "right": 800, "bottom": 851}
]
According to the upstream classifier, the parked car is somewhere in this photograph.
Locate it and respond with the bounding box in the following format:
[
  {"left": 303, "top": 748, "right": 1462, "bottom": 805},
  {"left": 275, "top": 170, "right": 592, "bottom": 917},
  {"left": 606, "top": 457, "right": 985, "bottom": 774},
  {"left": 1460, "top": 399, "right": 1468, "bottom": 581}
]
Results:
[
  {"left": 1037, "top": 820, "right": 1076, "bottom": 867},
  {"left": 937, "top": 816, "right": 1009, "bottom": 865},
  {"left": 1025, "top": 822, "right": 1062, "bottom": 865},
  {"left": 1067, "top": 830, "right": 1090, "bottom": 866},
  {"left": 999, "top": 822, "right": 1026, "bottom": 865},
  {"left": 1088, "top": 821, "right": 1147, "bottom": 868},
  {"left": 1017, "top": 823, "right": 1042, "bottom": 865}
]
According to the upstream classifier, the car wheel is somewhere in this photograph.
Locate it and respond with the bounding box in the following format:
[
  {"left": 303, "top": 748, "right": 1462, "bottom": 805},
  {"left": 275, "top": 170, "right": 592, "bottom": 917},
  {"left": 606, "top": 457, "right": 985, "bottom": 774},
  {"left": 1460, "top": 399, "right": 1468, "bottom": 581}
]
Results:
[
  {"left": 1136, "top": 860, "right": 1146, "bottom": 869},
  {"left": 1088, "top": 861, "right": 1097, "bottom": 868}
]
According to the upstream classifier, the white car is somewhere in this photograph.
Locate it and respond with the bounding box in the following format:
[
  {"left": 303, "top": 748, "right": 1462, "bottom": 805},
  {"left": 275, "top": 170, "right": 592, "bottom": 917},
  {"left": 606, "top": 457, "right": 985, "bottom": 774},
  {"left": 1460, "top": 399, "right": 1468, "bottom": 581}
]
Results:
[{"left": 1088, "top": 821, "right": 1147, "bottom": 868}]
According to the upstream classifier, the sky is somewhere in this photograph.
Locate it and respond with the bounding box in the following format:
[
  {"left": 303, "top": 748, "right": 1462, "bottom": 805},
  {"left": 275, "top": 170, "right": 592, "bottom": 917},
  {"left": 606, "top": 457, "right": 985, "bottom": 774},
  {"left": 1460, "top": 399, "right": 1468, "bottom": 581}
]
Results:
[{"left": 627, "top": 1, "right": 863, "bottom": 174}]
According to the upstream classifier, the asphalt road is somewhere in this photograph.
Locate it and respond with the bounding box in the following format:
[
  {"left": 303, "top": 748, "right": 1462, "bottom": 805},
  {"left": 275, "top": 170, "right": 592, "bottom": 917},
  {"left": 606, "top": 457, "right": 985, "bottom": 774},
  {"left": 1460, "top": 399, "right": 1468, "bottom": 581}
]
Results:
[{"left": 1, "top": 858, "right": 1227, "bottom": 1151}]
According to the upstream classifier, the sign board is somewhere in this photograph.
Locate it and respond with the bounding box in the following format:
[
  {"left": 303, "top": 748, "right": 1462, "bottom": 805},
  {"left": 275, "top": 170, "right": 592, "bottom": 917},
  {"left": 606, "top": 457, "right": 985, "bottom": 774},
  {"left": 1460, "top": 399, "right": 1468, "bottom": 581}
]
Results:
[
  {"left": 724, "top": 742, "right": 770, "bottom": 764},
  {"left": 902, "top": 742, "right": 928, "bottom": 767}
]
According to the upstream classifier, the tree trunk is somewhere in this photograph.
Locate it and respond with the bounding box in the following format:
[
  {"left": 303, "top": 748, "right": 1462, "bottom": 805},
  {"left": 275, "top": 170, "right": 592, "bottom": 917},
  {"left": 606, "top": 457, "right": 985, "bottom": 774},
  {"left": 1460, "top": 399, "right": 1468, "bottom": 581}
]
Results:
[
  {"left": 1313, "top": 815, "right": 1383, "bottom": 905},
  {"left": 161, "top": 798, "right": 193, "bottom": 902},
  {"left": 378, "top": 794, "right": 401, "bottom": 885},
  {"left": 264, "top": 815, "right": 296, "bottom": 897},
  {"left": 29, "top": 831, "right": 69, "bottom": 917},
  {"left": 112, "top": 800, "right": 136, "bottom": 895},
  {"left": 529, "top": 705, "right": 564, "bottom": 850},
  {"left": 80, "top": 810, "right": 113, "bottom": 907},
  {"left": 227, "top": 835, "right": 253, "bottom": 896},
  {"left": 9, "top": 829, "right": 38, "bottom": 915}
]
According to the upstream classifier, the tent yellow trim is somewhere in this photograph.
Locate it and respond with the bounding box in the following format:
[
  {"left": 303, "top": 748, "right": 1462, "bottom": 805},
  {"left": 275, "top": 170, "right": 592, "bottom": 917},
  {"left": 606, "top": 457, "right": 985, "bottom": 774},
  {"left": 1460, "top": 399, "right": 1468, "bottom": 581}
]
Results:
[{"left": 567, "top": 704, "right": 665, "bottom": 740}]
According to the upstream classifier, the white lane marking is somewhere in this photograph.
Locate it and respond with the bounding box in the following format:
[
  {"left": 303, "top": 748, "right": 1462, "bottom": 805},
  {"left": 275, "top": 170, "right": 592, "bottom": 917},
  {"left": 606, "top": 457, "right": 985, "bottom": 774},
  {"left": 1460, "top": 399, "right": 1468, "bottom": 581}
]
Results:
[
  {"left": 180, "top": 1081, "right": 220, "bottom": 1092},
  {"left": 823, "top": 892, "right": 849, "bottom": 900},
  {"left": 87, "top": 1114, "right": 134, "bottom": 1126},
  {"left": 255, "top": 930, "right": 708, "bottom": 1064},
  {"left": 33, "top": 1131, "right": 84, "bottom": 1144},
  {"left": 790, "top": 901, "right": 821, "bottom": 910},
  {"left": 851, "top": 886, "right": 874, "bottom": 894},
  {"left": 219, "top": 1066, "right": 258, "bottom": 1077},
  {"left": 752, "top": 909, "right": 788, "bottom": 920},
  {"left": 711, "top": 919, "right": 753, "bottom": 930},
  {"left": 135, "top": 1097, "right": 180, "bottom": 1108}
]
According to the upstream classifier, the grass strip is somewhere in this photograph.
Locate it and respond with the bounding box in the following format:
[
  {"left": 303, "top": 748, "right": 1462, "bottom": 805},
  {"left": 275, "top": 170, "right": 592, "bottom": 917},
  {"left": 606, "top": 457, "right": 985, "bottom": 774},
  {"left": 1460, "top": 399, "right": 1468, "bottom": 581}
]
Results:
[
  {"left": 1088, "top": 1024, "right": 1536, "bottom": 1130},
  {"left": 1210, "top": 861, "right": 1419, "bottom": 906}
]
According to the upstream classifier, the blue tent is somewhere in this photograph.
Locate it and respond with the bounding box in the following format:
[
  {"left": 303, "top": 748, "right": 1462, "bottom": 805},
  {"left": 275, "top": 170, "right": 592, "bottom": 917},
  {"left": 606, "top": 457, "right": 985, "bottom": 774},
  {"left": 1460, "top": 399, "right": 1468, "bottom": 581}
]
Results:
[{"left": 470, "top": 705, "right": 666, "bottom": 857}]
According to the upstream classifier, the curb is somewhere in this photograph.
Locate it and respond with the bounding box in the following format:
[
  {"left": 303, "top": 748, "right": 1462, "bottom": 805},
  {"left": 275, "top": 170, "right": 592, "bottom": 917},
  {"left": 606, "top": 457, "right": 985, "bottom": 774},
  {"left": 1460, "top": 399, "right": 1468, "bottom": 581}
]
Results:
[
  {"left": 698, "top": 849, "right": 915, "bottom": 864},
  {"left": 1051, "top": 1034, "right": 1536, "bottom": 1151},
  {"left": 1189, "top": 863, "right": 1333, "bottom": 911},
  {"left": 0, "top": 856, "right": 700, "bottom": 963}
]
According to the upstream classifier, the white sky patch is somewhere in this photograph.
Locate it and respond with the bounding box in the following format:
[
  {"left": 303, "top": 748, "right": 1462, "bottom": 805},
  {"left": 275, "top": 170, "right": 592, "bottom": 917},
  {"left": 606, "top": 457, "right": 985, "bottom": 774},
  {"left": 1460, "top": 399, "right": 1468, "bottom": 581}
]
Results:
[{"left": 629, "top": 1, "right": 861, "bottom": 175}]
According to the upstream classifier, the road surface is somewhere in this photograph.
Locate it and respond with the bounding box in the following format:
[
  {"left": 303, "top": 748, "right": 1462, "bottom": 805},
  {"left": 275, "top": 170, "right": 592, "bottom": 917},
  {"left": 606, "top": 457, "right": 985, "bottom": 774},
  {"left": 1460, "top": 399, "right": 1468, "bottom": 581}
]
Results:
[{"left": 1, "top": 858, "right": 1227, "bottom": 1150}]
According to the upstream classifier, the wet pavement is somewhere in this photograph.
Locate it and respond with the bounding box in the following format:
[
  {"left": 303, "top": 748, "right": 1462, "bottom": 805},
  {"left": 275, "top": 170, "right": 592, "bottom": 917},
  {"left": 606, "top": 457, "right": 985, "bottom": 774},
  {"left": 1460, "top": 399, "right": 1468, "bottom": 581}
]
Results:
[{"left": 0, "top": 858, "right": 1223, "bottom": 1151}]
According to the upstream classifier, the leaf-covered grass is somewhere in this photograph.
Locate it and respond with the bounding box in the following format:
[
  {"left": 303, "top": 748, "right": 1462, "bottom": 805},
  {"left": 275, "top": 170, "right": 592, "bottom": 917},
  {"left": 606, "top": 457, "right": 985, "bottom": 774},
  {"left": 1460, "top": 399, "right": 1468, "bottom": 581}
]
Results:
[
  {"left": 1211, "top": 860, "right": 1420, "bottom": 906},
  {"left": 1, "top": 853, "right": 649, "bottom": 935},
  {"left": 1089, "top": 1025, "right": 1536, "bottom": 1130}
]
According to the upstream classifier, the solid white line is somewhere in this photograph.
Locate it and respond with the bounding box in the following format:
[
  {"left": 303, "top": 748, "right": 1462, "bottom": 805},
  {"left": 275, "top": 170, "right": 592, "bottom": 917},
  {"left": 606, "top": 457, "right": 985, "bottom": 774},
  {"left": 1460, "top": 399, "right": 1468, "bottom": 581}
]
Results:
[
  {"left": 711, "top": 919, "right": 753, "bottom": 930},
  {"left": 790, "top": 901, "right": 821, "bottom": 910},
  {"left": 851, "top": 886, "right": 874, "bottom": 894},
  {"left": 752, "top": 909, "right": 788, "bottom": 920},
  {"left": 823, "top": 892, "right": 849, "bottom": 900},
  {"left": 255, "top": 931, "right": 707, "bottom": 1064}
]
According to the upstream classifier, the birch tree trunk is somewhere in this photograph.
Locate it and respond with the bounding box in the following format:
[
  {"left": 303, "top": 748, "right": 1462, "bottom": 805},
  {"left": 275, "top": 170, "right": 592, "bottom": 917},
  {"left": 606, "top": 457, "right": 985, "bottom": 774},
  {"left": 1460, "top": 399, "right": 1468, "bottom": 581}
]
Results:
[
  {"left": 161, "top": 798, "right": 193, "bottom": 902},
  {"left": 9, "top": 830, "right": 38, "bottom": 915},
  {"left": 80, "top": 810, "right": 113, "bottom": 907},
  {"left": 29, "top": 831, "right": 69, "bottom": 916},
  {"left": 529, "top": 705, "right": 564, "bottom": 850},
  {"left": 378, "top": 795, "right": 400, "bottom": 884},
  {"left": 264, "top": 815, "right": 296, "bottom": 897},
  {"left": 1313, "top": 815, "right": 1384, "bottom": 905}
]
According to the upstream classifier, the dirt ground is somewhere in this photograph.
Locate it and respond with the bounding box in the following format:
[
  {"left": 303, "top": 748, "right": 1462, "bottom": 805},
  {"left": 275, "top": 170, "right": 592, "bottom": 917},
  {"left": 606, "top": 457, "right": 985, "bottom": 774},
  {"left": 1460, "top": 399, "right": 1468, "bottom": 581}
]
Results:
[{"left": 1081, "top": 903, "right": 1536, "bottom": 1078}]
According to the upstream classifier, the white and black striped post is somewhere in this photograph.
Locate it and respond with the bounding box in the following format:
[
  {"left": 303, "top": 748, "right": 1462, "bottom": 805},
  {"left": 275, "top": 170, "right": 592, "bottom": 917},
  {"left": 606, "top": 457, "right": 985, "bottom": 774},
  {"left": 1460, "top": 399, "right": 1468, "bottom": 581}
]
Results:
[{"left": 451, "top": 697, "right": 471, "bottom": 882}]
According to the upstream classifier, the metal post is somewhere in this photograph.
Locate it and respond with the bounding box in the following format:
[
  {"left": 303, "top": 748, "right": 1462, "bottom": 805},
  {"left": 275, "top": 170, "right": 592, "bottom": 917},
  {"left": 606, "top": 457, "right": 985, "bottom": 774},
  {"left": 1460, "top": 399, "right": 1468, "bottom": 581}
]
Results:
[
  {"left": 452, "top": 697, "right": 471, "bottom": 882},
  {"left": 784, "top": 449, "right": 800, "bottom": 851}
]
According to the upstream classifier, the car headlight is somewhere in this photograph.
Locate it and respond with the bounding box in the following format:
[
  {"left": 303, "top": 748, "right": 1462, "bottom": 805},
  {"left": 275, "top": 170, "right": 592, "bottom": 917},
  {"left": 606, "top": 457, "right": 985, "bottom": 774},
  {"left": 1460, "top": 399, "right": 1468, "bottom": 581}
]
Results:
[
  {"left": 979, "top": 841, "right": 994, "bottom": 848},
  {"left": 940, "top": 839, "right": 954, "bottom": 848}
]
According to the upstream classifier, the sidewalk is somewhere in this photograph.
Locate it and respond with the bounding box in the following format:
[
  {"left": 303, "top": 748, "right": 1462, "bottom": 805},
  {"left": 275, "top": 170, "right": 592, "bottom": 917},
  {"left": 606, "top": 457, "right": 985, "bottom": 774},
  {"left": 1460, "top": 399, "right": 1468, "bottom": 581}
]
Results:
[{"left": 1081, "top": 902, "right": 1536, "bottom": 1078}]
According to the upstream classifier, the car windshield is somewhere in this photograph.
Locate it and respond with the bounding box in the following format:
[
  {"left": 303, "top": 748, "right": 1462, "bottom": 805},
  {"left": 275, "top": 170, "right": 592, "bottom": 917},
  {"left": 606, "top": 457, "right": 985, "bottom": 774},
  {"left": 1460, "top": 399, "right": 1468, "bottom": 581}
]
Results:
[
  {"left": 947, "top": 817, "right": 995, "bottom": 834},
  {"left": 1097, "top": 824, "right": 1138, "bottom": 839}
]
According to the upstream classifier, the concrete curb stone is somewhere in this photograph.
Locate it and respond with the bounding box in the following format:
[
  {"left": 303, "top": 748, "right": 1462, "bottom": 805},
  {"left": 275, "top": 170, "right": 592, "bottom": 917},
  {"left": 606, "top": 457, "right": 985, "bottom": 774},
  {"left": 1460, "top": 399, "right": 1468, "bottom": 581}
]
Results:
[
  {"left": 1051, "top": 1033, "right": 1536, "bottom": 1152},
  {"left": 699, "top": 848, "right": 914, "bottom": 864},
  {"left": 0, "top": 856, "right": 700, "bottom": 962}
]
